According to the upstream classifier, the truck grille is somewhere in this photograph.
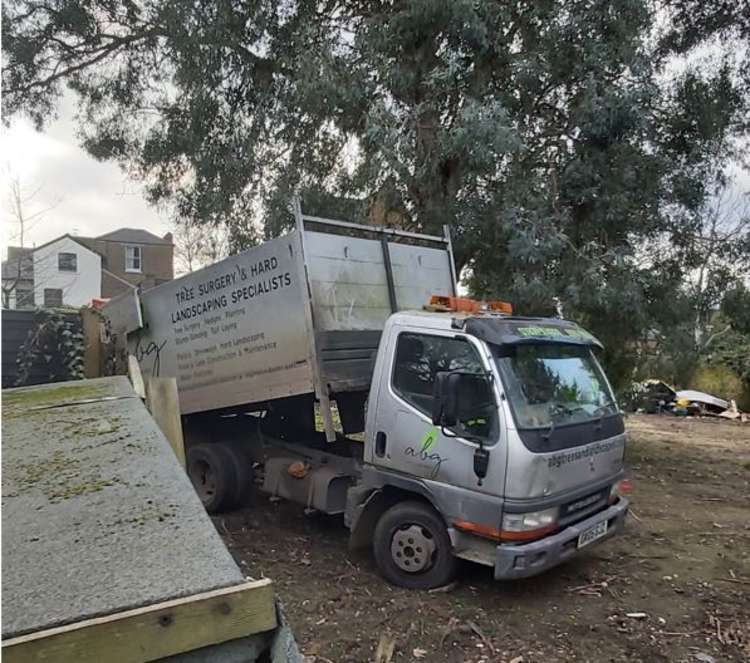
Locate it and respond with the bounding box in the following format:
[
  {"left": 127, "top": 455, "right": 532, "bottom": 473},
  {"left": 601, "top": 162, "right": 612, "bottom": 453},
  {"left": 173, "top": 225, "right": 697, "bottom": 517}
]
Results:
[{"left": 559, "top": 488, "right": 609, "bottom": 524}]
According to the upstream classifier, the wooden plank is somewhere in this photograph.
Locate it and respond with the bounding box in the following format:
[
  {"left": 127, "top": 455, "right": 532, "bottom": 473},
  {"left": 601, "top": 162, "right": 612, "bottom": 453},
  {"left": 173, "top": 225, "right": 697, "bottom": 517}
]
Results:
[
  {"left": 128, "top": 354, "right": 146, "bottom": 399},
  {"left": 146, "top": 377, "right": 186, "bottom": 468},
  {"left": 2, "top": 580, "right": 277, "bottom": 663},
  {"left": 80, "top": 308, "right": 103, "bottom": 379}
]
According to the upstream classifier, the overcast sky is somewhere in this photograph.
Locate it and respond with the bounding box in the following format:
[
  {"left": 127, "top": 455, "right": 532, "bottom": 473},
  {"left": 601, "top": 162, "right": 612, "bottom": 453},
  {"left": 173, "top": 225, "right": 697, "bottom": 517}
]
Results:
[{"left": 1, "top": 94, "right": 170, "bottom": 259}]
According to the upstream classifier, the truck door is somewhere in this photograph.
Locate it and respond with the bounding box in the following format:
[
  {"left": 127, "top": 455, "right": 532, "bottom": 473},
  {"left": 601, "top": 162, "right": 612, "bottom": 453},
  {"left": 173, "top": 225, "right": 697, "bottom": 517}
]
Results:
[{"left": 370, "top": 328, "right": 506, "bottom": 497}]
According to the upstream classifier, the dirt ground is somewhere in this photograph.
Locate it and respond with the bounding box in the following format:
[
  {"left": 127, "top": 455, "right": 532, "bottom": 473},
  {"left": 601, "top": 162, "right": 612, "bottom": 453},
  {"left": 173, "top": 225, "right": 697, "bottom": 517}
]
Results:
[{"left": 217, "top": 414, "right": 750, "bottom": 663}]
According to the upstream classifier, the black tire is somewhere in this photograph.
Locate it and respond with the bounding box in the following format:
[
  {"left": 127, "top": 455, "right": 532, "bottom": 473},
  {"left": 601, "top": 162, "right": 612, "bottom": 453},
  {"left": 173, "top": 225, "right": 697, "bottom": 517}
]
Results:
[
  {"left": 373, "top": 501, "right": 456, "bottom": 589},
  {"left": 186, "top": 443, "right": 238, "bottom": 514},
  {"left": 223, "top": 441, "right": 254, "bottom": 508}
]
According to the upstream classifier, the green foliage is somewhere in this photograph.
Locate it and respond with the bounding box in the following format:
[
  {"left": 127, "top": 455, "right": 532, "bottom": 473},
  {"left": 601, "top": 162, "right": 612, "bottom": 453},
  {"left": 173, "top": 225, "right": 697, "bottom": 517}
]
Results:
[
  {"left": 658, "top": 0, "right": 750, "bottom": 105},
  {"left": 722, "top": 284, "right": 750, "bottom": 336},
  {"left": 634, "top": 322, "right": 696, "bottom": 388},
  {"left": 712, "top": 326, "right": 750, "bottom": 386},
  {"left": 700, "top": 285, "right": 750, "bottom": 404},
  {"left": 2, "top": 0, "right": 748, "bottom": 389},
  {"left": 16, "top": 309, "right": 85, "bottom": 386},
  {"left": 691, "top": 365, "right": 743, "bottom": 402}
]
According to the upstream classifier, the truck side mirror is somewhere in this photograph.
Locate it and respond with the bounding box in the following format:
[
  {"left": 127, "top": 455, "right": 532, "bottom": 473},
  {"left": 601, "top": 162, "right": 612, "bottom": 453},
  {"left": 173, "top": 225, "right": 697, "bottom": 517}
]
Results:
[
  {"left": 433, "top": 371, "right": 494, "bottom": 431},
  {"left": 432, "top": 372, "right": 459, "bottom": 427},
  {"left": 434, "top": 371, "right": 494, "bottom": 484}
]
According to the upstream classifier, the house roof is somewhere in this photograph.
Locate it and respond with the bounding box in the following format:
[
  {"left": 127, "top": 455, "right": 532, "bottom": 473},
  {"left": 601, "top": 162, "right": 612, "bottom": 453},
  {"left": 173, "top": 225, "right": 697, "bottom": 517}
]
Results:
[
  {"left": 96, "top": 228, "right": 173, "bottom": 246},
  {"left": 31, "top": 234, "right": 102, "bottom": 257}
]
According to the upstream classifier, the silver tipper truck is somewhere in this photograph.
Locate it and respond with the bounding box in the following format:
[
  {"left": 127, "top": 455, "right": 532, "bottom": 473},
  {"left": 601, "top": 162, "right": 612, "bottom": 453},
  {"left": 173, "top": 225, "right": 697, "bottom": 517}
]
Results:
[{"left": 109, "top": 206, "right": 629, "bottom": 589}]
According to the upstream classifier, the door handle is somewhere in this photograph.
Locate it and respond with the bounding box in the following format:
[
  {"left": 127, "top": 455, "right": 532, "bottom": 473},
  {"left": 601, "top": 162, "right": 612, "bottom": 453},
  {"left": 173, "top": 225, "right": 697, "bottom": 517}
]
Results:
[{"left": 375, "top": 431, "right": 387, "bottom": 457}]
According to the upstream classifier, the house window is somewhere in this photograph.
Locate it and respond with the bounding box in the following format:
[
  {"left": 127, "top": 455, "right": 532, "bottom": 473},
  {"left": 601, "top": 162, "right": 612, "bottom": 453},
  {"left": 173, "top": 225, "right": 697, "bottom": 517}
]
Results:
[
  {"left": 43, "top": 288, "right": 63, "bottom": 307},
  {"left": 125, "top": 245, "right": 142, "bottom": 273},
  {"left": 58, "top": 252, "right": 77, "bottom": 272}
]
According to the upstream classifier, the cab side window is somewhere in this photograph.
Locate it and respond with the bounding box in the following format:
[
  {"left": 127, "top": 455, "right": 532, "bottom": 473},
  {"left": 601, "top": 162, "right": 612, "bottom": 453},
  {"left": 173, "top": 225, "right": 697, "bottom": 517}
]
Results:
[{"left": 392, "top": 332, "right": 484, "bottom": 416}]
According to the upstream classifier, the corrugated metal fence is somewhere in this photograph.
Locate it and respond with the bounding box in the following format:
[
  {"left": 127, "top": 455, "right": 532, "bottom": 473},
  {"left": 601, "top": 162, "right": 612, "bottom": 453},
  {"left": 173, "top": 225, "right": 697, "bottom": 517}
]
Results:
[{"left": 1, "top": 309, "right": 83, "bottom": 388}]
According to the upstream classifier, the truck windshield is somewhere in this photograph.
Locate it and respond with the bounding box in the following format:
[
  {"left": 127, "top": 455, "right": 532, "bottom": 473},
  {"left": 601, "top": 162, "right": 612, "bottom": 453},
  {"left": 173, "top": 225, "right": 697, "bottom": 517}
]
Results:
[{"left": 495, "top": 344, "right": 617, "bottom": 429}]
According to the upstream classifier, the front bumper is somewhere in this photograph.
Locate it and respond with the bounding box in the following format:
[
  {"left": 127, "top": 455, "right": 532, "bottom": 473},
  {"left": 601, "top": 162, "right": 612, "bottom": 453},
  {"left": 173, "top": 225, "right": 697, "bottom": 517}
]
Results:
[{"left": 494, "top": 497, "right": 629, "bottom": 580}]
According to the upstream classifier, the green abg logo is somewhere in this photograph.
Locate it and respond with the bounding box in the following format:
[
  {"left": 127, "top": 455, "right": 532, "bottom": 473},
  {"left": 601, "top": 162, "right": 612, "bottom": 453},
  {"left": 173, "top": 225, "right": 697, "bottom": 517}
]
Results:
[{"left": 419, "top": 427, "right": 439, "bottom": 452}]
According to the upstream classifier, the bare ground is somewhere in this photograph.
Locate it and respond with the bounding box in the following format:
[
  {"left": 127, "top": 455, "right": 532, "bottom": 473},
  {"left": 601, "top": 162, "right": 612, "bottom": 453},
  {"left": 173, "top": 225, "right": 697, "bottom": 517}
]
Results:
[{"left": 217, "top": 415, "right": 750, "bottom": 663}]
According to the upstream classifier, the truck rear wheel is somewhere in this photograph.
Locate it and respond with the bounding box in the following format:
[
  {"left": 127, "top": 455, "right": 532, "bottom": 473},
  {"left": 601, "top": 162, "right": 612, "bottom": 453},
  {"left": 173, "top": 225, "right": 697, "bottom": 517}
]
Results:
[
  {"left": 186, "top": 443, "right": 237, "bottom": 514},
  {"left": 373, "top": 501, "right": 456, "bottom": 589},
  {"left": 223, "top": 441, "right": 254, "bottom": 508}
]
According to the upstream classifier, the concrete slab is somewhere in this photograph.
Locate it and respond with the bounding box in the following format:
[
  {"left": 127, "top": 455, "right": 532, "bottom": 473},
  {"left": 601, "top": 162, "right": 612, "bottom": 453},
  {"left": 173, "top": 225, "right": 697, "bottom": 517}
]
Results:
[{"left": 2, "top": 376, "right": 245, "bottom": 638}]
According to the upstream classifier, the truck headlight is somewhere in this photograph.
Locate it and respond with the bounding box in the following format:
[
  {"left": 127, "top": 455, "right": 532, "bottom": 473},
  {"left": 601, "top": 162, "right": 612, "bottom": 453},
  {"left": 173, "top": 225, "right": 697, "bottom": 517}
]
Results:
[{"left": 500, "top": 506, "right": 559, "bottom": 541}]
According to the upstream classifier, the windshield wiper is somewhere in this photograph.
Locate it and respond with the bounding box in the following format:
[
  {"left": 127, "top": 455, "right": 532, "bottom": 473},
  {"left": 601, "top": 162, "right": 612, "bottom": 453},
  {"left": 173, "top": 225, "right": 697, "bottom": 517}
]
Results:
[
  {"left": 592, "top": 403, "right": 615, "bottom": 430},
  {"left": 550, "top": 403, "right": 585, "bottom": 418}
]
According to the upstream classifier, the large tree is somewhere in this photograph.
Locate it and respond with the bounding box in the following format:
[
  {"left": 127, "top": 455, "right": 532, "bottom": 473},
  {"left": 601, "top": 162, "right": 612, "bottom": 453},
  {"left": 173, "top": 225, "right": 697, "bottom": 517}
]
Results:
[{"left": 3, "top": 0, "right": 748, "bottom": 385}]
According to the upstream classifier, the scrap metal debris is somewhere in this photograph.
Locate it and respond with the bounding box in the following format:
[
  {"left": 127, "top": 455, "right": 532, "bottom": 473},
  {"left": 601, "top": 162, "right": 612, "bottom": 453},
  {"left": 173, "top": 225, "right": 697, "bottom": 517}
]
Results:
[
  {"left": 629, "top": 380, "right": 748, "bottom": 421},
  {"left": 676, "top": 390, "right": 729, "bottom": 413},
  {"left": 629, "top": 379, "right": 676, "bottom": 413}
]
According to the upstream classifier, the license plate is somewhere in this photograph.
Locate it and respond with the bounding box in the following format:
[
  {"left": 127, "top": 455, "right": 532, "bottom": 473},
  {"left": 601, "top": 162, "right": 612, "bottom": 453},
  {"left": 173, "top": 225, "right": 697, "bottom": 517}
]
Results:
[{"left": 578, "top": 520, "right": 608, "bottom": 548}]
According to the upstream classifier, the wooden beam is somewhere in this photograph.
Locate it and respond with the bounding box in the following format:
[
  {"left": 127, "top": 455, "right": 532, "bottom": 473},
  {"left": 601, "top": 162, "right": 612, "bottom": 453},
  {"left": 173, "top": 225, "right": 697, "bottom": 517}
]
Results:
[
  {"left": 128, "top": 354, "right": 146, "bottom": 399},
  {"left": 80, "top": 308, "right": 103, "bottom": 379},
  {"left": 2, "top": 580, "right": 276, "bottom": 663},
  {"left": 146, "top": 377, "right": 186, "bottom": 468}
]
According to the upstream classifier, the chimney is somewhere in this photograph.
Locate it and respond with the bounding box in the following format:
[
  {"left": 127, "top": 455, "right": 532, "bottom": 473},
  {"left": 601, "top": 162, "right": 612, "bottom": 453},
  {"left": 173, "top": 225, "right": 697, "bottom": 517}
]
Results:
[{"left": 163, "top": 232, "right": 173, "bottom": 244}]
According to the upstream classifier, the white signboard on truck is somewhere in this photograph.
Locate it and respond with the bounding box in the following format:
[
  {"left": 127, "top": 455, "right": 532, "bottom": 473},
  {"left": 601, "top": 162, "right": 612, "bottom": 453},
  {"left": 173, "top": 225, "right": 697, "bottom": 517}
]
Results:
[{"left": 130, "top": 234, "right": 316, "bottom": 414}]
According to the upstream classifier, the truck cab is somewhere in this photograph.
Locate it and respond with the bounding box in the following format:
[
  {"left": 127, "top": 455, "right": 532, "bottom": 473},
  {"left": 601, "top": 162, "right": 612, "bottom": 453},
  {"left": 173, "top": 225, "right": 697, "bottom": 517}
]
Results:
[{"left": 346, "top": 306, "right": 629, "bottom": 588}]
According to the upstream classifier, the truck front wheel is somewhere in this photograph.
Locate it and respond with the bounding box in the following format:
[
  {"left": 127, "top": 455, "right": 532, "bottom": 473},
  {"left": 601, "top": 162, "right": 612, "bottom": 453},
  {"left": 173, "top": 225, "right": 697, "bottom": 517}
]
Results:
[{"left": 373, "top": 501, "right": 456, "bottom": 589}]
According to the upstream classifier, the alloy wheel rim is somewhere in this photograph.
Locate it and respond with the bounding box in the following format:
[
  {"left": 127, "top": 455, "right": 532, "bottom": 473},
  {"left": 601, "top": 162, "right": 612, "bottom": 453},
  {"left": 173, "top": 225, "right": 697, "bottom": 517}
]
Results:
[{"left": 390, "top": 524, "right": 436, "bottom": 573}]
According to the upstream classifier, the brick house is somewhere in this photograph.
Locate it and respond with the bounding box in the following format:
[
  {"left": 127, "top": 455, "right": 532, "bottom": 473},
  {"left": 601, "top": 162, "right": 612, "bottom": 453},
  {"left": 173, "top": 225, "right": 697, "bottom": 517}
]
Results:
[
  {"left": 75, "top": 228, "right": 174, "bottom": 298},
  {"left": 1, "top": 228, "right": 173, "bottom": 309}
]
